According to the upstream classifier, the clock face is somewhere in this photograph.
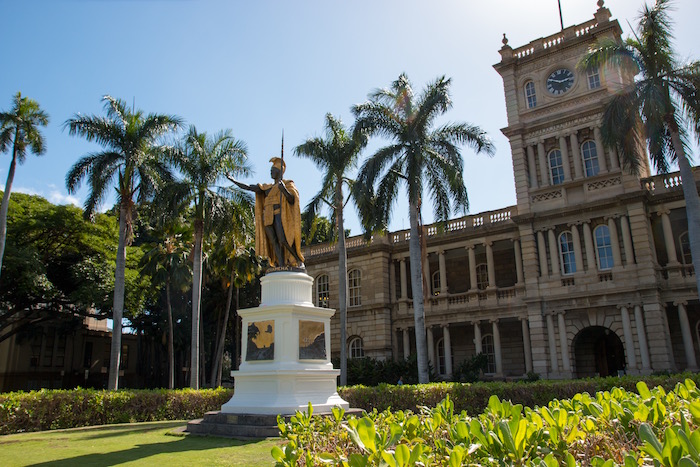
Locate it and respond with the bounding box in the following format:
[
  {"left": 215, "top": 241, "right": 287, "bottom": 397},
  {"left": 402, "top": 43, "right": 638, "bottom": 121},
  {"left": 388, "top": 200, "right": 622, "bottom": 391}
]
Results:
[{"left": 546, "top": 68, "right": 575, "bottom": 95}]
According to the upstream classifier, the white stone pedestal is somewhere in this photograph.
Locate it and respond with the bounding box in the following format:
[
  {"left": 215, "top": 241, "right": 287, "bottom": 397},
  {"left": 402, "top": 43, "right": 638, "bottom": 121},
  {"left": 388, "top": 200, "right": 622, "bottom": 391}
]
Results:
[{"left": 221, "top": 271, "right": 348, "bottom": 415}]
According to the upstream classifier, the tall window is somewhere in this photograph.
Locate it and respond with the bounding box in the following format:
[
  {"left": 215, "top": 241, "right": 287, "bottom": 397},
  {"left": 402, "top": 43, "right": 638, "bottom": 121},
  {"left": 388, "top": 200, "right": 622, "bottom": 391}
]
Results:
[
  {"left": 595, "top": 225, "right": 614, "bottom": 270},
  {"left": 587, "top": 66, "right": 601, "bottom": 89},
  {"left": 581, "top": 140, "right": 600, "bottom": 177},
  {"left": 348, "top": 337, "right": 364, "bottom": 359},
  {"left": 549, "top": 149, "right": 565, "bottom": 185},
  {"left": 316, "top": 274, "right": 330, "bottom": 308},
  {"left": 680, "top": 231, "right": 692, "bottom": 265},
  {"left": 436, "top": 338, "right": 446, "bottom": 375},
  {"left": 525, "top": 81, "right": 537, "bottom": 109},
  {"left": 431, "top": 271, "right": 440, "bottom": 295},
  {"left": 559, "top": 231, "right": 577, "bottom": 274},
  {"left": 482, "top": 334, "right": 496, "bottom": 374},
  {"left": 348, "top": 269, "right": 361, "bottom": 307},
  {"left": 476, "top": 263, "right": 489, "bottom": 290}
]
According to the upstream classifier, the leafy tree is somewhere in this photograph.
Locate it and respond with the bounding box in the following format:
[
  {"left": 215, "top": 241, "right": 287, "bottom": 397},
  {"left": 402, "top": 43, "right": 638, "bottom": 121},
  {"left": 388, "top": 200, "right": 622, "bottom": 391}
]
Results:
[
  {"left": 0, "top": 193, "right": 118, "bottom": 344},
  {"left": 161, "top": 125, "right": 252, "bottom": 389},
  {"left": 140, "top": 219, "right": 192, "bottom": 389},
  {"left": 294, "top": 113, "right": 367, "bottom": 385},
  {"left": 0, "top": 92, "right": 49, "bottom": 282},
  {"left": 353, "top": 74, "right": 493, "bottom": 383},
  {"left": 65, "top": 95, "right": 182, "bottom": 389},
  {"left": 301, "top": 213, "right": 334, "bottom": 246},
  {"left": 579, "top": 0, "right": 700, "bottom": 294}
]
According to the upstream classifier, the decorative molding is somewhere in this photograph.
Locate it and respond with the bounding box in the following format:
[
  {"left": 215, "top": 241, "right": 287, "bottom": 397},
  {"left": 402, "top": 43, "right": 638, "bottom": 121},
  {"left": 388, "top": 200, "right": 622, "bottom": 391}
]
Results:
[
  {"left": 532, "top": 189, "right": 563, "bottom": 203},
  {"left": 586, "top": 176, "right": 621, "bottom": 191}
]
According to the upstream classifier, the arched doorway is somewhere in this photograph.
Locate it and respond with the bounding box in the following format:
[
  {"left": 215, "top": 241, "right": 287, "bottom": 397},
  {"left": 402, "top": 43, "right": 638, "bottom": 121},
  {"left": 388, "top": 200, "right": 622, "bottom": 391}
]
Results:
[{"left": 573, "top": 326, "right": 625, "bottom": 378}]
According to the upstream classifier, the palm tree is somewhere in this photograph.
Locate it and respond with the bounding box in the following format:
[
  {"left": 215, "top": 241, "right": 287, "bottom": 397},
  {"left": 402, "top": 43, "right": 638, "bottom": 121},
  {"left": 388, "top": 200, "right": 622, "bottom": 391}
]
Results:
[
  {"left": 162, "top": 125, "right": 252, "bottom": 389},
  {"left": 294, "top": 113, "right": 367, "bottom": 386},
  {"left": 0, "top": 92, "right": 49, "bottom": 281},
  {"left": 140, "top": 220, "right": 192, "bottom": 389},
  {"left": 353, "top": 74, "right": 493, "bottom": 383},
  {"left": 65, "top": 96, "right": 182, "bottom": 389},
  {"left": 579, "top": 0, "right": 700, "bottom": 295}
]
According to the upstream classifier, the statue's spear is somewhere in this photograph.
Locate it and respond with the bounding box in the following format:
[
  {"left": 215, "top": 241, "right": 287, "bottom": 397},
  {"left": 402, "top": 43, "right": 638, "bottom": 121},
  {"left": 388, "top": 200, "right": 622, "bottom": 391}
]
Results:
[{"left": 280, "top": 130, "right": 284, "bottom": 172}]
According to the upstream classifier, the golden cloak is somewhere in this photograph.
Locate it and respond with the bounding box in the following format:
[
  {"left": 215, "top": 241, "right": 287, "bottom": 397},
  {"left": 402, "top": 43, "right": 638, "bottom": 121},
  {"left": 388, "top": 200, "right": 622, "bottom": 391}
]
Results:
[{"left": 254, "top": 179, "right": 304, "bottom": 267}]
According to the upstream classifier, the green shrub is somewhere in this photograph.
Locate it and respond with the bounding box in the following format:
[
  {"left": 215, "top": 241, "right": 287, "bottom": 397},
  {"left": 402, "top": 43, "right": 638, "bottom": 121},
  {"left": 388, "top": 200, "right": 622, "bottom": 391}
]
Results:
[
  {"left": 0, "top": 387, "right": 233, "bottom": 435},
  {"left": 338, "top": 372, "right": 700, "bottom": 414}
]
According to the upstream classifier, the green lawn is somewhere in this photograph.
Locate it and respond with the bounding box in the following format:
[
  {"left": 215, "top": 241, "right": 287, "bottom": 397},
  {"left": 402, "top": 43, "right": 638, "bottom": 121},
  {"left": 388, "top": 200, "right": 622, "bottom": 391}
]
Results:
[{"left": 0, "top": 421, "right": 279, "bottom": 467}]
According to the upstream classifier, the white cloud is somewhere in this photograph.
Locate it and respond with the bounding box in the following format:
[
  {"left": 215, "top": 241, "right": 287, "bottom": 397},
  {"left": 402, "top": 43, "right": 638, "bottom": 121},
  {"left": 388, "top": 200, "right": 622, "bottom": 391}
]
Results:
[{"left": 48, "top": 191, "right": 80, "bottom": 206}]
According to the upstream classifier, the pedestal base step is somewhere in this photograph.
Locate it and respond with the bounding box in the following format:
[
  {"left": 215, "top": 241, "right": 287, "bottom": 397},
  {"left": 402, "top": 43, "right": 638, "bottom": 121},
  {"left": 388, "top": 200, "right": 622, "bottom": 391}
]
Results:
[{"left": 185, "top": 408, "right": 364, "bottom": 439}]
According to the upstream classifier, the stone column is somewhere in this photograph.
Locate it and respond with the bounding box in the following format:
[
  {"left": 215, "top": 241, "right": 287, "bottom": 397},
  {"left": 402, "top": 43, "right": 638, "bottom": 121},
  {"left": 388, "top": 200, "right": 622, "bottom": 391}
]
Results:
[
  {"left": 558, "top": 135, "right": 572, "bottom": 181},
  {"left": 607, "top": 217, "right": 623, "bottom": 268},
  {"left": 468, "top": 246, "right": 478, "bottom": 291},
  {"left": 486, "top": 241, "right": 496, "bottom": 289},
  {"left": 548, "top": 229, "right": 561, "bottom": 277},
  {"left": 634, "top": 305, "right": 651, "bottom": 371},
  {"left": 546, "top": 314, "right": 559, "bottom": 373},
  {"left": 390, "top": 260, "right": 397, "bottom": 302},
  {"left": 620, "top": 305, "right": 637, "bottom": 371},
  {"left": 557, "top": 312, "right": 571, "bottom": 372},
  {"left": 403, "top": 328, "right": 411, "bottom": 359},
  {"left": 538, "top": 141, "right": 549, "bottom": 187},
  {"left": 582, "top": 221, "right": 596, "bottom": 271},
  {"left": 620, "top": 216, "right": 634, "bottom": 266},
  {"left": 610, "top": 147, "right": 620, "bottom": 171},
  {"left": 399, "top": 259, "right": 407, "bottom": 299},
  {"left": 570, "top": 131, "right": 583, "bottom": 179},
  {"left": 570, "top": 224, "right": 584, "bottom": 274},
  {"left": 676, "top": 301, "right": 698, "bottom": 370},
  {"left": 438, "top": 250, "right": 448, "bottom": 295},
  {"left": 427, "top": 327, "right": 435, "bottom": 370},
  {"left": 594, "top": 127, "right": 608, "bottom": 173},
  {"left": 443, "top": 325, "right": 453, "bottom": 377},
  {"left": 521, "top": 317, "right": 533, "bottom": 373},
  {"left": 513, "top": 239, "right": 524, "bottom": 285},
  {"left": 474, "top": 321, "right": 482, "bottom": 354},
  {"left": 527, "top": 145, "right": 539, "bottom": 189},
  {"left": 492, "top": 319, "right": 503, "bottom": 377},
  {"left": 537, "top": 231, "right": 549, "bottom": 277},
  {"left": 660, "top": 211, "right": 679, "bottom": 265}
]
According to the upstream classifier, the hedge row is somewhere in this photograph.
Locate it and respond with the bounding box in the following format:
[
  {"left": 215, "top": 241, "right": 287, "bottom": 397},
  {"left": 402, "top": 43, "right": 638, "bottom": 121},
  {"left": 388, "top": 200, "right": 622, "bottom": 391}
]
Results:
[
  {"left": 0, "top": 387, "right": 233, "bottom": 435},
  {"left": 2, "top": 373, "right": 698, "bottom": 435},
  {"left": 337, "top": 372, "right": 700, "bottom": 415}
]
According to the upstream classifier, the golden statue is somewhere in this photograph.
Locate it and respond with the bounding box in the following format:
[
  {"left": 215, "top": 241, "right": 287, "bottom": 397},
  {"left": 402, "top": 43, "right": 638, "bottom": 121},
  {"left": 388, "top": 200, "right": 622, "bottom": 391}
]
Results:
[{"left": 232, "top": 157, "right": 304, "bottom": 268}]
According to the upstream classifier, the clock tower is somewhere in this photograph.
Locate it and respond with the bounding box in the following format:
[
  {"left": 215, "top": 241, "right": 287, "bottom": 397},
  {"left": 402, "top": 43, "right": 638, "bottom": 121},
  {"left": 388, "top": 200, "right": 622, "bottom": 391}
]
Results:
[{"left": 493, "top": 0, "right": 650, "bottom": 217}]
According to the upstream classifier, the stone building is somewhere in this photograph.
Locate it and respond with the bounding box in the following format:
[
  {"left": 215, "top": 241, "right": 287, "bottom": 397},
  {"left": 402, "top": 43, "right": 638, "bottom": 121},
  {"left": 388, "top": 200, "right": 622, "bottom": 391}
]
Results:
[{"left": 303, "top": 1, "right": 699, "bottom": 380}]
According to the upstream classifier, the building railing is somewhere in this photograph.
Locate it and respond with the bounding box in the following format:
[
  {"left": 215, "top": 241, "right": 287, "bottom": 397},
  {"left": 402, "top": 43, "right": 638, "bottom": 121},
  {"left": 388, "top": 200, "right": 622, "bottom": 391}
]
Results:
[
  {"left": 513, "top": 18, "right": 599, "bottom": 60},
  {"left": 641, "top": 167, "right": 700, "bottom": 194}
]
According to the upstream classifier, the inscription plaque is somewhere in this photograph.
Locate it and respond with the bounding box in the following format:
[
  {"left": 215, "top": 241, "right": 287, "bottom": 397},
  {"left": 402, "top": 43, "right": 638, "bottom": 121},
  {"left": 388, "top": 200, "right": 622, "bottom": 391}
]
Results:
[
  {"left": 246, "top": 320, "right": 275, "bottom": 361},
  {"left": 299, "top": 320, "right": 326, "bottom": 360}
]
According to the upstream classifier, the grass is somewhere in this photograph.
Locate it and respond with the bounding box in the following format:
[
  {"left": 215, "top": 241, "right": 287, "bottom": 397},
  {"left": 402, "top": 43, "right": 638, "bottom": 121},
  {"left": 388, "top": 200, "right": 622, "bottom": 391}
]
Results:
[{"left": 0, "top": 420, "right": 279, "bottom": 467}]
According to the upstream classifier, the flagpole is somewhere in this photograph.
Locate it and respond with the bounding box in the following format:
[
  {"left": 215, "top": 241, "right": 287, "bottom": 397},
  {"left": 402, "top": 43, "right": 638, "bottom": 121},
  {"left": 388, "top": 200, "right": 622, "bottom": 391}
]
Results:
[{"left": 558, "top": 0, "right": 564, "bottom": 30}]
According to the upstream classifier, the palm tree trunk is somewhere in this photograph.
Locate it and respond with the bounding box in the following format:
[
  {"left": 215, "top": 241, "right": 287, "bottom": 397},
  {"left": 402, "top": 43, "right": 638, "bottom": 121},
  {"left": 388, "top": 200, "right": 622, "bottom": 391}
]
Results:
[
  {"left": 108, "top": 203, "right": 129, "bottom": 390},
  {"left": 336, "top": 186, "right": 348, "bottom": 386},
  {"left": 190, "top": 223, "right": 203, "bottom": 389},
  {"left": 233, "top": 288, "right": 241, "bottom": 371},
  {"left": 166, "top": 277, "right": 175, "bottom": 389},
  {"left": 670, "top": 128, "right": 700, "bottom": 298},
  {"left": 0, "top": 136, "right": 19, "bottom": 282},
  {"left": 211, "top": 268, "right": 235, "bottom": 387},
  {"left": 409, "top": 202, "right": 429, "bottom": 383}
]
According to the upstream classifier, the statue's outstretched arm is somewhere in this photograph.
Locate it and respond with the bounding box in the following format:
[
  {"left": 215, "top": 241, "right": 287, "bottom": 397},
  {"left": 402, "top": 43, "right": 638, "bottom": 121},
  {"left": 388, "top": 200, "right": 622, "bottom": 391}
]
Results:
[{"left": 229, "top": 177, "right": 262, "bottom": 194}]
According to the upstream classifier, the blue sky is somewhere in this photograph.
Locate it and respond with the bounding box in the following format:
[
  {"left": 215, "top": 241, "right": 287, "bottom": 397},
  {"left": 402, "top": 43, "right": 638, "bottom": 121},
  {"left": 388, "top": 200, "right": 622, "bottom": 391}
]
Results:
[{"left": 1, "top": 0, "right": 699, "bottom": 235}]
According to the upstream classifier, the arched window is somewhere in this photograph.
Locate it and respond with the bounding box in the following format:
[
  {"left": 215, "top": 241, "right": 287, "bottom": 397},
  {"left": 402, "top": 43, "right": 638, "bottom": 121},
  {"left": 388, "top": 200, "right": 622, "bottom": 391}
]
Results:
[
  {"left": 581, "top": 140, "right": 600, "bottom": 177},
  {"left": 476, "top": 263, "right": 489, "bottom": 290},
  {"left": 436, "top": 338, "right": 446, "bottom": 375},
  {"left": 524, "top": 81, "right": 537, "bottom": 109},
  {"left": 559, "top": 231, "right": 577, "bottom": 274},
  {"left": 316, "top": 274, "right": 330, "bottom": 308},
  {"left": 348, "top": 336, "right": 364, "bottom": 359},
  {"left": 431, "top": 271, "right": 441, "bottom": 296},
  {"left": 548, "top": 149, "right": 565, "bottom": 185},
  {"left": 348, "top": 269, "right": 361, "bottom": 307},
  {"left": 481, "top": 334, "right": 496, "bottom": 374},
  {"left": 680, "top": 231, "right": 692, "bottom": 265},
  {"left": 594, "top": 225, "right": 614, "bottom": 270},
  {"left": 587, "top": 66, "right": 601, "bottom": 89}
]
